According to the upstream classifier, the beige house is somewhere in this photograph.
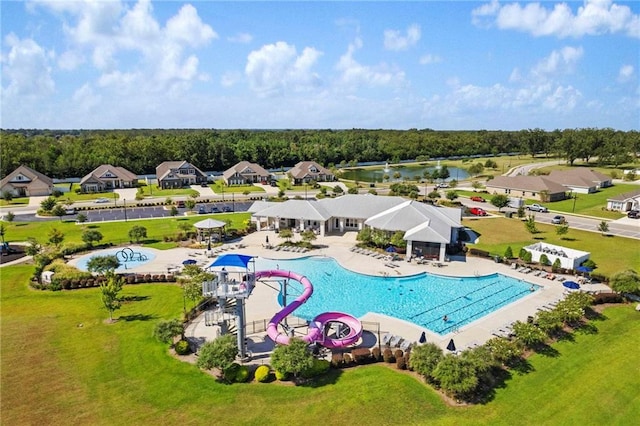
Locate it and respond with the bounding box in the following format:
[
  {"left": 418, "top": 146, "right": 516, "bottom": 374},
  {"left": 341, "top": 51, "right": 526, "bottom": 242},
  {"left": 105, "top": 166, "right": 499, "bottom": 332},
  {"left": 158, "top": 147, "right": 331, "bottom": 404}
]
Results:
[
  {"left": 288, "top": 161, "right": 334, "bottom": 185},
  {"left": 606, "top": 188, "right": 640, "bottom": 212},
  {"left": 223, "top": 161, "right": 270, "bottom": 185},
  {"left": 80, "top": 164, "right": 138, "bottom": 192},
  {"left": 547, "top": 169, "right": 613, "bottom": 194},
  {"left": 0, "top": 165, "right": 54, "bottom": 197},
  {"left": 485, "top": 175, "right": 568, "bottom": 202},
  {"left": 156, "top": 161, "right": 207, "bottom": 189}
]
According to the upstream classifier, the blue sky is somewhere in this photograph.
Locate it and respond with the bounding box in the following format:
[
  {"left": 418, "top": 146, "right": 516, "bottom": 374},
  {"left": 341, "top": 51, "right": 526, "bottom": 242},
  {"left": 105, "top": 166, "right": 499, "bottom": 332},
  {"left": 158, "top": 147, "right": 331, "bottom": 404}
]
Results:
[{"left": 1, "top": 1, "right": 638, "bottom": 130}]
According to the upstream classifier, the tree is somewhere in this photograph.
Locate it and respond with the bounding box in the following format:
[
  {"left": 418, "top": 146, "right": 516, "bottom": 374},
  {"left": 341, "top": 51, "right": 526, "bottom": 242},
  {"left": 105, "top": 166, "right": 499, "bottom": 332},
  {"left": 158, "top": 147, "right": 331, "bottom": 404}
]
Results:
[
  {"left": 524, "top": 215, "right": 538, "bottom": 235},
  {"left": 128, "top": 225, "right": 148, "bottom": 243},
  {"left": 467, "top": 162, "right": 484, "bottom": 176},
  {"left": 609, "top": 269, "right": 640, "bottom": 294},
  {"left": 511, "top": 321, "right": 546, "bottom": 348},
  {"left": 300, "top": 230, "right": 317, "bottom": 246},
  {"left": 0, "top": 223, "right": 5, "bottom": 244},
  {"left": 179, "top": 265, "right": 212, "bottom": 312},
  {"left": 153, "top": 319, "right": 184, "bottom": 344},
  {"left": 100, "top": 274, "right": 124, "bottom": 322},
  {"left": 347, "top": 186, "right": 358, "bottom": 194},
  {"left": 185, "top": 199, "right": 196, "bottom": 212},
  {"left": 445, "top": 190, "right": 458, "bottom": 202},
  {"left": 279, "top": 228, "right": 294, "bottom": 243},
  {"left": 427, "top": 190, "right": 440, "bottom": 200},
  {"left": 4, "top": 211, "right": 15, "bottom": 222},
  {"left": 2, "top": 190, "right": 13, "bottom": 202},
  {"left": 196, "top": 334, "right": 238, "bottom": 373},
  {"left": 598, "top": 220, "right": 609, "bottom": 235},
  {"left": 490, "top": 194, "right": 509, "bottom": 212},
  {"left": 504, "top": 246, "right": 513, "bottom": 259},
  {"left": 82, "top": 229, "right": 103, "bottom": 247},
  {"left": 332, "top": 185, "right": 343, "bottom": 195},
  {"left": 40, "top": 196, "right": 57, "bottom": 212},
  {"left": 52, "top": 204, "right": 66, "bottom": 221},
  {"left": 76, "top": 213, "right": 87, "bottom": 223},
  {"left": 25, "top": 237, "right": 41, "bottom": 256},
  {"left": 169, "top": 205, "right": 179, "bottom": 218},
  {"left": 485, "top": 337, "right": 523, "bottom": 365},
  {"left": 270, "top": 338, "right": 314, "bottom": 379},
  {"left": 555, "top": 223, "right": 569, "bottom": 239},
  {"left": 48, "top": 228, "right": 65, "bottom": 247},
  {"left": 409, "top": 343, "right": 443, "bottom": 382},
  {"left": 432, "top": 354, "right": 478, "bottom": 399},
  {"left": 390, "top": 231, "right": 406, "bottom": 248},
  {"left": 87, "top": 255, "right": 120, "bottom": 275}
]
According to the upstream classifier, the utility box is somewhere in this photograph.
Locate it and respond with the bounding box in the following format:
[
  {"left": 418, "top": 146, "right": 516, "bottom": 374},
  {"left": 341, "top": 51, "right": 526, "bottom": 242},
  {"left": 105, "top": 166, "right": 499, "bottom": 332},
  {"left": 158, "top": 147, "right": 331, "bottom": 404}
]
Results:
[{"left": 508, "top": 197, "right": 524, "bottom": 209}]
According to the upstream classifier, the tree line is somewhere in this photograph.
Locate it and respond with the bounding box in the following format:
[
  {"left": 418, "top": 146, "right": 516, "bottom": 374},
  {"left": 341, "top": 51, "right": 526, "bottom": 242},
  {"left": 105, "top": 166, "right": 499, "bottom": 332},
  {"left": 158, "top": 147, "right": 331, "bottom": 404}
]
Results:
[{"left": 1, "top": 128, "right": 637, "bottom": 179}]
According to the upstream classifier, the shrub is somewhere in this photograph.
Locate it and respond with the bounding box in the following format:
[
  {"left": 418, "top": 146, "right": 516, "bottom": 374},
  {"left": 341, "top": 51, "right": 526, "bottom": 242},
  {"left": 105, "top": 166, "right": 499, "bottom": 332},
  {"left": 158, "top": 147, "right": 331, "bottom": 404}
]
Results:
[
  {"left": 371, "top": 346, "right": 382, "bottom": 362},
  {"left": 396, "top": 356, "right": 407, "bottom": 370},
  {"left": 382, "top": 348, "right": 394, "bottom": 363},
  {"left": 302, "top": 358, "right": 331, "bottom": 378},
  {"left": 331, "top": 353, "right": 343, "bottom": 368},
  {"left": 174, "top": 340, "right": 191, "bottom": 355},
  {"left": 342, "top": 353, "right": 353, "bottom": 366},
  {"left": 153, "top": 319, "right": 184, "bottom": 344},
  {"left": 235, "top": 365, "right": 250, "bottom": 383},
  {"left": 394, "top": 349, "right": 404, "bottom": 360},
  {"left": 351, "top": 348, "right": 372, "bottom": 364},
  {"left": 504, "top": 246, "right": 513, "bottom": 259},
  {"left": 255, "top": 365, "right": 272, "bottom": 383},
  {"left": 223, "top": 363, "right": 241, "bottom": 383},
  {"left": 274, "top": 370, "right": 290, "bottom": 381}
]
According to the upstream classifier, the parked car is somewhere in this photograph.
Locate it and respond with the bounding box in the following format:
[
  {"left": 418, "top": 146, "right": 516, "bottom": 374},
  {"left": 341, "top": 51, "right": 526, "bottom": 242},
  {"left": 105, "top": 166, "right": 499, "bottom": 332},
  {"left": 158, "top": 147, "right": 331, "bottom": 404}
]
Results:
[
  {"left": 210, "top": 206, "right": 220, "bottom": 213},
  {"left": 64, "top": 208, "right": 76, "bottom": 215},
  {"left": 469, "top": 207, "right": 488, "bottom": 216},
  {"left": 197, "top": 206, "right": 206, "bottom": 214},
  {"left": 526, "top": 203, "right": 548, "bottom": 213},
  {"left": 200, "top": 182, "right": 209, "bottom": 187},
  {"left": 94, "top": 198, "right": 110, "bottom": 203},
  {"left": 176, "top": 200, "right": 185, "bottom": 208},
  {"left": 436, "top": 183, "right": 450, "bottom": 189},
  {"left": 627, "top": 210, "right": 640, "bottom": 219},
  {"left": 551, "top": 215, "right": 566, "bottom": 224},
  {"left": 222, "top": 206, "right": 233, "bottom": 212},
  {"left": 470, "top": 196, "right": 485, "bottom": 202}
]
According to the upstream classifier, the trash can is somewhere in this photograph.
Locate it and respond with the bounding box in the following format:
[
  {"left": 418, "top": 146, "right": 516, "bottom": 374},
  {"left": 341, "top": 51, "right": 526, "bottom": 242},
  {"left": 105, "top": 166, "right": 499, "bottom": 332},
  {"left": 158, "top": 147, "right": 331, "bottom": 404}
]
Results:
[{"left": 505, "top": 212, "right": 513, "bottom": 218}]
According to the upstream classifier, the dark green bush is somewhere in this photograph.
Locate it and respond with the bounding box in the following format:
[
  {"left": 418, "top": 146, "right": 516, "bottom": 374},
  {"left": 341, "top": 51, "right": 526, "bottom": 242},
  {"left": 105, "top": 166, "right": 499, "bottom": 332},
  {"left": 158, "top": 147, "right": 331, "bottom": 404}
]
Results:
[
  {"left": 174, "top": 340, "right": 191, "bottom": 355},
  {"left": 274, "top": 370, "right": 290, "bottom": 381},
  {"left": 235, "top": 365, "right": 250, "bottom": 383},
  {"left": 255, "top": 365, "right": 272, "bottom": 383},
  {"left": 302, "top": 358, "right": 330, "bottom": 378},
  {"left": 223, "top": 363, "right": 241, "bottom": 383}
]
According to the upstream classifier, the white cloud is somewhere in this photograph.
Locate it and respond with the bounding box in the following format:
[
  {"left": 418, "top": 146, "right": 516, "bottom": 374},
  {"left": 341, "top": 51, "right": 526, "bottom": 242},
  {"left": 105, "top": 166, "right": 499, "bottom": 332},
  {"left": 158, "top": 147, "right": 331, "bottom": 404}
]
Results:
[
  {"left": 228, "top": 33, "right": 253, "bottom": 44},
  {"left": 532, "top": 46, "right": 583, "bottom": 78},
  {"left": 221, "top": 71, "right": 242, "bottom": 87},
  {"left": 165, "top": 4, "right": 218, "bottom": 47},
  {"left": 245, "top": 41, "right": 323, "bottom": 97},
  {"left": 57, "top": 49, "right": 85, "bottom": 70},
  {"left": 419, "top": 54, "right": 442, "bottom": 65},
  {"left": 1, "top": 33, "right": 55, "bottom": 98},
  {"left": 384, "top": 24, "right": 421, "bottom": 51},
  {"left": 472, "top": 0, "right": 640, "bottom": 38},
  {"left": 72, "top": 82, "right": 101, "bottom": 112},
  {"left": 618, "top": 64, "right": 635, "bottom": 82},
  {"left": 336, "top": 37, "right": 405, "bottom": 89}
]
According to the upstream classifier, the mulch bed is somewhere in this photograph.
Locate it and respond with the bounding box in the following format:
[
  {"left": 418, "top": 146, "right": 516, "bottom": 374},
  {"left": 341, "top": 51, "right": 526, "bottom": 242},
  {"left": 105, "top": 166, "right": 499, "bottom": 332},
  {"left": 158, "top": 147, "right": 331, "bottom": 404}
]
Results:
[{"left": 0, "top": 245, "right": 27, "bottom": 265}]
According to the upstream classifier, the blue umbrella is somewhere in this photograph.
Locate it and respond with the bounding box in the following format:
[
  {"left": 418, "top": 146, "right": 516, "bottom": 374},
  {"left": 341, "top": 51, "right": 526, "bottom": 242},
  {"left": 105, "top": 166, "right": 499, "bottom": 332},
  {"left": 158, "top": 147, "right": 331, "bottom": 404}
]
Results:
[
  {"left": 576, "top": 265, "right": 593, "bottom": 273},
  {"left": 563, "top": 281, "right": 580, "bottom": 290},
  {"left": 446, "top": 339, "right": 456, "bottom": 352},
  {"left": 182, "top": 259, "right": 197, "bottom": 265},
  {"left": 419, "top": 331, "right": 426, "bottom": 344},
  {"left": 385, "top": 246, "right": 397, "bottom": 253}
]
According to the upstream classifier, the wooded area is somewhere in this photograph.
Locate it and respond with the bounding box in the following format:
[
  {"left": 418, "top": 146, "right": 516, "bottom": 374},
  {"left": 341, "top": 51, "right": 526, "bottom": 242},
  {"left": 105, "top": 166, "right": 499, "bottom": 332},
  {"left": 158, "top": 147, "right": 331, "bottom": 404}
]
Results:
[{"left": 1, "top": 128, "right": 638, "bottom": 179}]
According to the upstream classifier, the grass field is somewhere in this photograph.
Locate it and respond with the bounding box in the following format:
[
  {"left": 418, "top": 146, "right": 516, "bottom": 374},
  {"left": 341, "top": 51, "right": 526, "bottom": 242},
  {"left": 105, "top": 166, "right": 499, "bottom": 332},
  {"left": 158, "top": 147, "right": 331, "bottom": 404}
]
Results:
[
  {"left": 1, "top": 264, "right": 638, "bottom": 425},
  {"left": 211, "top": 181, "right": 266, "bottom": 194},
  {"left": 463, "top": 217, "right": 640, "bottom": 277}
]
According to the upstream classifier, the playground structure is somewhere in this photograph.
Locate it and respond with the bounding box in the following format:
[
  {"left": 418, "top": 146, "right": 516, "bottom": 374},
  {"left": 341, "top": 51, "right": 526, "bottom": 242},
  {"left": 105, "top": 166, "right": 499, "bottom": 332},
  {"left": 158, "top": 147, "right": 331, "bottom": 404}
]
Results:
[
  {"left": 201, "top": 254, "right": 363, "bottom": 360},
  {"left": 115, "top": 247, "right": 149, "bottom": 263}
]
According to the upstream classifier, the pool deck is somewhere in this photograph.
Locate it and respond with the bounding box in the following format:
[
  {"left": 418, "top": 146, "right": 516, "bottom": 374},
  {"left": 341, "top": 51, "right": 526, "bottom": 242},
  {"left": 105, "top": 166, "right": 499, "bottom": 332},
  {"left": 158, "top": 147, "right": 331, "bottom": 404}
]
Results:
[{"left": 72, "top": 231, "right": 611, "bottom": 354}]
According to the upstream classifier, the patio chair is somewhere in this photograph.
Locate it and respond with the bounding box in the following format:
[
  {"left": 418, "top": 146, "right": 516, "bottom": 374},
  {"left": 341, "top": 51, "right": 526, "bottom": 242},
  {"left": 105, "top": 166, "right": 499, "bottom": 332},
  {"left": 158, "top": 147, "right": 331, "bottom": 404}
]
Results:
[
  {"left": 389, "top": 335, "right": 403, "bottom": 347},
  {"left": 382, "top": 333, "right": 393, "bottom": 346},
  {"left": 400, "top": 340, "right": 412, "bottom": 351}
]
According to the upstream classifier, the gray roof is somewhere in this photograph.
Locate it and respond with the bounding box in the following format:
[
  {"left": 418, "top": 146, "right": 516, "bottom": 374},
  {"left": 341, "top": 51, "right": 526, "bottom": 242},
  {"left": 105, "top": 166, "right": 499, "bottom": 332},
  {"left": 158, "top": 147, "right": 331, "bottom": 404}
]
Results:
[
  {"left": 247, "top": 200, "right": 278, "bottom": 213},
  {"left": 223, "top": 161, "right": 269, "bottom": 180},
  {"left": 0, "top": 165, "right": 53, "bottom": 187},
  {"left": 607, "top": 188, "right": 640, "bottom": 202},
  {"left": 252, "top": 199, "right": 332, "bottom": 221},
  {"left": 487, "top": 175, "right": 567, "bottom": 194},
  {"left": 319, "top": 194, "right": 407, "bottom": 218},
  {"left": 194, "top": 218, "right": 227, "bottom": 229}
]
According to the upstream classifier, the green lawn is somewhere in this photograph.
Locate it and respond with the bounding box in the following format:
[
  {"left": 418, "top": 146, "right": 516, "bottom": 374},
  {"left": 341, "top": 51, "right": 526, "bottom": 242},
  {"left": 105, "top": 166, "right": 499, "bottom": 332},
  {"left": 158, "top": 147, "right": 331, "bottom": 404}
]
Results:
[
  {"left": 1, "top": 264, "right": 638, "bottom": 425},
  {"left": 464, "top": 217, "right": 640, "bottom": 277},
  {"left": 543, "top": 184, "right": 636, "bottom": 219},
  {"left": 0, "top": 197, "right": 29, "bottom": 206},
  {"left": 211, "top": 182, "right": 266, "bottom": 194},
  {"left": 137, "top": 184, "right": 199, "bottom": 198},
  {"left": 54, "top": 184, "right": 120, "bottom": 202}
]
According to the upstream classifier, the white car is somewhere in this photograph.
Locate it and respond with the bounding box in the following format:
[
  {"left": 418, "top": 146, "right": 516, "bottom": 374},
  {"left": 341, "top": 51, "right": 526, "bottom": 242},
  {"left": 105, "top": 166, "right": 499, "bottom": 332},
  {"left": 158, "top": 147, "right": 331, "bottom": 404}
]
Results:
[{"left": 94, "top": 198, "right": 110, "bottom": 203}]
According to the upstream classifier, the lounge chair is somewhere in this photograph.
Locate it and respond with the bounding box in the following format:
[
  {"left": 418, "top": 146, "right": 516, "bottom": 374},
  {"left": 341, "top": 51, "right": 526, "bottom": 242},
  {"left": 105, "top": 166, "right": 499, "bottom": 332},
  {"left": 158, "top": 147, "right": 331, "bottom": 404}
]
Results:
[
  {"left": 389, "top": 335, "right": 403, "bottom": 347},
  {"left": 382, "top": 333, "right": 393, "bottom": 346},
  {"left": 400, "top": 340, "right": 412, "bottom": 351}
]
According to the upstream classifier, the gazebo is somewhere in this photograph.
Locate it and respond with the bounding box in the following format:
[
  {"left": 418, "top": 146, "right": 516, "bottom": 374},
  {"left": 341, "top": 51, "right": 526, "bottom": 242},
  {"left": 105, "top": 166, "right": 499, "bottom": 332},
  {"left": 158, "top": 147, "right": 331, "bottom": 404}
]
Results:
[{"left": 194, "top": 218, "right": 227, "bottom": 250}]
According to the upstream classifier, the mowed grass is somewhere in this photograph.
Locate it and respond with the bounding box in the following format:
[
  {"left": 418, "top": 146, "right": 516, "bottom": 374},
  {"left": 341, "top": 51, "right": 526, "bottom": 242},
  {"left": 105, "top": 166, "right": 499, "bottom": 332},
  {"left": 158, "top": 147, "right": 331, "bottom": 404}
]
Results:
[
  {"left": 463, "top": 217, "right": 640, "bottom": 276},
  {"left": 2, "top": 264, "right": 638, "bottom": 425},
  {"left": 2, "top": 213, "right": 251, "bottom": 247}
]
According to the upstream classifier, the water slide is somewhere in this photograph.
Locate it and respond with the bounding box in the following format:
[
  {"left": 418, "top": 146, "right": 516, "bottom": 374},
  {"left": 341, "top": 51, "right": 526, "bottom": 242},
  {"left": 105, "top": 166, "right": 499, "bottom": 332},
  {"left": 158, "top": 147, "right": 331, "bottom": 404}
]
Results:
[{"left": 255, "top": 270, "right": 363, "bottom": 348}]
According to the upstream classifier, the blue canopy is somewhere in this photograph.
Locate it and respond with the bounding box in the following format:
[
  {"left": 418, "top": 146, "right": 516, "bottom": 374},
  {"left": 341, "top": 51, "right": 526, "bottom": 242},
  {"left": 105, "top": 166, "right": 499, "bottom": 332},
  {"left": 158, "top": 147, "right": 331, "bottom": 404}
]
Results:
[
  {"left": 385, "top": 246, "right": 397, "bottom": 253},
  {"left": 182, "top": 259, "right": 197, "bottom": 265},
  {"left": 563, "top": 281, "right": 580, "bottom": 290},
  {"left": 209, "top": 254, "right": 254, "bottom": 269},
  {"left": 419, "top": 331, "right": 427, "bottom": 344},
  {"left": 576, "top": 265, "right": 593, "bottom": 273}
]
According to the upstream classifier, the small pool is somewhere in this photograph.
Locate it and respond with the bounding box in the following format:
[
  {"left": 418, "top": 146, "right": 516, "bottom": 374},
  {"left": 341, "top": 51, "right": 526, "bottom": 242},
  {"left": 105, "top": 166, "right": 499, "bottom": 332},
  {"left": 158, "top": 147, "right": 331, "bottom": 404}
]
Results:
[
  {"left": 74, "top": 247, "right": 156, "bottom": 273},
  {"left": 255, "top": 257, "right": 538, "bottom": 335}
]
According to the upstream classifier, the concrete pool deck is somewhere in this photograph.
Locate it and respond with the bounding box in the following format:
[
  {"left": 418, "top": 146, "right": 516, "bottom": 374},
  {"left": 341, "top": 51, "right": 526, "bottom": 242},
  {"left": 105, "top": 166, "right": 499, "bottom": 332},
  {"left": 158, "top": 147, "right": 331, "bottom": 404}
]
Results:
[{"left": 70, "top": 231, "right": 611, "bottom": 354}]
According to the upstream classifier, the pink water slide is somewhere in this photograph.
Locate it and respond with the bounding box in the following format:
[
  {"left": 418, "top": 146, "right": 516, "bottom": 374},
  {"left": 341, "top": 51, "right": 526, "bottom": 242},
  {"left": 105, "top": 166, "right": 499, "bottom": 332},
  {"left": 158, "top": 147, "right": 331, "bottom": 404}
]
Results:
[{"left": 255, "top": 270, "right": 363, "bottom": 348}]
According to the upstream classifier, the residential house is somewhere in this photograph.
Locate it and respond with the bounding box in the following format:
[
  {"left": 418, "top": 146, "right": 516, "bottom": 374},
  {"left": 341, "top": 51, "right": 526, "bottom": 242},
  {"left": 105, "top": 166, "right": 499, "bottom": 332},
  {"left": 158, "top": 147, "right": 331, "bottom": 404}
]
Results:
[
  {"left": 79, "top": 164, "right": 138, "bottom": 192},
  {"left": 156, "top": 161, "right": 207, "bottom": 189},
  {"left": 288, "top": 161, "right": 335, "bottom": 185},
  {"left": 606, "top": 188, "right": 640, "bottom": 212},
  {"left": 0, "top": 165, "right": 54, "bottom": 197},
  {"left": 223, "top": 161, "right": 270, "bottom": 185},
  {"left": 250, "top": 194, "right": 462, "bottom": 262},
  {"left": 547, "top": 168, "right": 613, "bottom": 194},
  {"left": 485, "top": 175, "right": 568, "bottom": 202}
]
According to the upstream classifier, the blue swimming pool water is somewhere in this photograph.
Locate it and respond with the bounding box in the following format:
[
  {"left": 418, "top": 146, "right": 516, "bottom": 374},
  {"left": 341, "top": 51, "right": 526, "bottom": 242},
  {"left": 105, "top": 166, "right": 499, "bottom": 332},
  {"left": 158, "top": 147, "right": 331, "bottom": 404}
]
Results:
[
  {"left": 75, "top": 247, "right": 156, "bottom": 273},
  {"left": 255, "top": 256, "right": 538, "bottom": 335}
]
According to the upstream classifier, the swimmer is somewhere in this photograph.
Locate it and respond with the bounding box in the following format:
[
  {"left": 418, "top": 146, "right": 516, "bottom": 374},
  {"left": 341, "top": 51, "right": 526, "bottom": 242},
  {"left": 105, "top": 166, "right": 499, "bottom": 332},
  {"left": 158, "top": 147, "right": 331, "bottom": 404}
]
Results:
[{"left": 443, "top": 315, "right": 448, "bottom": 322}]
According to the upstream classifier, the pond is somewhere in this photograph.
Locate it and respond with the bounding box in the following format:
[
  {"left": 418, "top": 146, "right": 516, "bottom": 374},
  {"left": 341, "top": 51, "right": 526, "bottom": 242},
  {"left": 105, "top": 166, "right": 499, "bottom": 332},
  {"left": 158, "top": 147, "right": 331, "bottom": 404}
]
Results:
[{"left": 340, "top": 163, "right": 470, "bottom": 183}]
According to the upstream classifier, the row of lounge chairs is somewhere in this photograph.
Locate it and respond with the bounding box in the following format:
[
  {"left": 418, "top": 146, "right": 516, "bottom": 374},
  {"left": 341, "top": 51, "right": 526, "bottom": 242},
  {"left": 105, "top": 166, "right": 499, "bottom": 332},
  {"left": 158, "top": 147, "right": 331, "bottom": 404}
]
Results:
[
  {"left": 382, "top": 333, "right": 413, "bottom": 351},
  {"left": 270, "top": 245, "right": 309, "bottom": 253},
  {"left": 491, "top": 322, "right": 515, "bottom": 338},
  {"left": 350, "top": 246, "right": 386, "bottom": 259}
]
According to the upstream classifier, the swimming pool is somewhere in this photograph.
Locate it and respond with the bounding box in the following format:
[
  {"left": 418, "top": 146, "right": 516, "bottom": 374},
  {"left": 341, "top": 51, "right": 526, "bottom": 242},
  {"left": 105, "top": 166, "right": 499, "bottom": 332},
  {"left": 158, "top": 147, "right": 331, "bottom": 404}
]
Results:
[
  {"left": 255, "top": 256, "right": 538, "bottom": 335},
  {"left": 74, "top": 247, "right": 156, "bottom": 273}
]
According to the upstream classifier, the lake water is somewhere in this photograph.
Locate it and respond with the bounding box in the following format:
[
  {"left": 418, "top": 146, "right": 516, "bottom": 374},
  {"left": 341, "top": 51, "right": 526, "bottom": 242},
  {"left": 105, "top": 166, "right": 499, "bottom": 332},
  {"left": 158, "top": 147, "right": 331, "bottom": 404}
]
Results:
[{"left": 340, "top": 164, "right": 469, "bottom": 183}]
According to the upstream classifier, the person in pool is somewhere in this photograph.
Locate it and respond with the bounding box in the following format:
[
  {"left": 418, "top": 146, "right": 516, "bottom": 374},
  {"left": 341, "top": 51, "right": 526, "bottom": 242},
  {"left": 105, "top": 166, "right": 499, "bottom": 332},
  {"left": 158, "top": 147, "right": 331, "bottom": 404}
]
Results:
[{"left": 443, "top": 315, "right": 448, "bottom": 322}]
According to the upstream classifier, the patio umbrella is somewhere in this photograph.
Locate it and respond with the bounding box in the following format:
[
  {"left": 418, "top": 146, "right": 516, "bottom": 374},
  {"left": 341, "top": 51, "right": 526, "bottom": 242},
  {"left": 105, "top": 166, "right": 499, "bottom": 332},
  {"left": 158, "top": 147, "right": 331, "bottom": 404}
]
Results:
[
  {"left": 563, "top": 280, "right": 580, "bottom": 290},
  {"left": 446, "top": 339, "right": 456, "bottom": 352},
  {"left": 265, "top": 235, "right": 269, "bottom": 244},
  {"left": 182, "top": 259, "right": 197, "bottom": 265},
  {"left": 576, "top": 265, "right": 593, "bottom": 274},
  {"left": 385, "top": 246, "right": 397, "bottom": 253},
  {"left": 419, "top": 331, "right": 426, "bottom": 344}
]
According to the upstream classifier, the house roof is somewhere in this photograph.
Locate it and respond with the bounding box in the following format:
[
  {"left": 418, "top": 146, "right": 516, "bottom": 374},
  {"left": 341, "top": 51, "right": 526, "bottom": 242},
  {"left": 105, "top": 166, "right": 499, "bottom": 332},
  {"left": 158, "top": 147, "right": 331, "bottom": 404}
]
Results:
[
  {"left": 156, "top": 161, "right": 205, "bottom": 181},
  {"left": 0, "top": 165, "right": 53, "bottom": 187},
  {"left": 252, "top": 199, "right": 332, "bottom": 221},
  {"left": 289, "top": 161, "right": 333, "bottom": 180},
  {"left": 320, "top": 194, "right": 407, "bottom": 219},
  {"left": 223, "top": 161, "right": 269, "bottom": 180},
  {"left": 80, "top": 164, "right": 137, "bottom": 185},
  {"left": 607, "top": 188, "right": 640, "bottom": 202},
  {"left": 547, "top": 168, "right": 611, "bottom": 189},
  {"left": 487, "top": 175, "right": 567, "bottom": 194}
]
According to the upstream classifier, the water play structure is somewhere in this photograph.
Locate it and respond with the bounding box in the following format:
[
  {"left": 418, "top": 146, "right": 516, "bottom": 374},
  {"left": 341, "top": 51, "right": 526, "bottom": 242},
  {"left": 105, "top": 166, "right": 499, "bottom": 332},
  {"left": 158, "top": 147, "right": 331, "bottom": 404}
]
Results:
[{"left": 202, "top": 254, "right": 363, "bottom": 359}]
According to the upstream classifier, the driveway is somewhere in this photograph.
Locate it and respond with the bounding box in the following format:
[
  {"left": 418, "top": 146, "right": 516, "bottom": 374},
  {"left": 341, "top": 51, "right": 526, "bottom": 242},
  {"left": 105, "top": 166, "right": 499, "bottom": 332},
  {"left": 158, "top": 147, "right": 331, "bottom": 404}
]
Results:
[
  {"left": 114, "top": 188, "right": 139, "bottom": 201},
  {"left": 191, "top": 185, "right": 216, "bottom": 198}
]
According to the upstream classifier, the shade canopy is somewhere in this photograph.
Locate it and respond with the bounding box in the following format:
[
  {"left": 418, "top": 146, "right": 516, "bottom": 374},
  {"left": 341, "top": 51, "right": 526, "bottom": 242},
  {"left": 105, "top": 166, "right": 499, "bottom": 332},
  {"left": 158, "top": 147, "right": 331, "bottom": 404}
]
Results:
[
  {"left": 194, "top": 218, "right": 226, "bottom": 229},
  {"left": 576, "top": 265, "right": 593, "bottom": 273},
  {"left": 563, "top": 281, "right": 580, "bottom": 290},
  {"left": 385, "top": 246, "right": 397, "bottom": 253},
  {"left": 446, "top": 339, "right": 456, "bottom": 352},
  {"left": 182, "top": 259, "right": 197, "bottom": 265},
  {"left": 209, "top": 254, "right": 254, "bottom": 269},
  {"left": 419, "top": 331, "right": 427, "bottom": 344}
]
